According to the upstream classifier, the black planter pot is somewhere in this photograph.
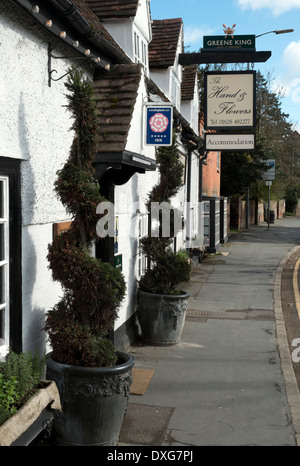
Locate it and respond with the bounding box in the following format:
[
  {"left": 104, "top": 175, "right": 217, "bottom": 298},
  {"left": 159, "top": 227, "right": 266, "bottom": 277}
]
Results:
[
  {"left": 46, "top": 351, "right": 134, "bottom": 446},
  {"left": 138, "top": 290, "right": 190, "bottom": 346}
]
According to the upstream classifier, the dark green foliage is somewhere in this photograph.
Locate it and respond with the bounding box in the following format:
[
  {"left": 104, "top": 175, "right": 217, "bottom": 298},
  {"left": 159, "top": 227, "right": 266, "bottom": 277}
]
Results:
[
  {"left": 285, "top": 184, "right": 300, "bottom": 213},
  {"left": 139, "top": 134, "right": 191, "bottom": 295},
  {"left": 139, "top": 248, "right": 191, "bottom": 295},
  {"left": 0, "top": 351, "right": 45, "bottom": 425},
  {"left": 45, "top": 68, "right": 125, "bottom": 367},
  {"left": 220, "top": 142, "right": 267, "bottom": 198}
]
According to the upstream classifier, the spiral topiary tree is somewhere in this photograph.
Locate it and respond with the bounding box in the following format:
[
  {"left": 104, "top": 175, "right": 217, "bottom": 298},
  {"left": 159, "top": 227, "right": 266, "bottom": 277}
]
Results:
[
  {"left": 45, "top": 68, "right": 126, "bottom": 368},
  {"left": 138, "top": 133, "right": 191, "bottom": 295}
]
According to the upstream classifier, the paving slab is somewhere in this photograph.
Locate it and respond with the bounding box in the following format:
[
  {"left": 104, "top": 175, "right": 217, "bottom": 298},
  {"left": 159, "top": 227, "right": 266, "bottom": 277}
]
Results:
[{"left": 120, "top": 218, "right": 300, "bottom": 447}]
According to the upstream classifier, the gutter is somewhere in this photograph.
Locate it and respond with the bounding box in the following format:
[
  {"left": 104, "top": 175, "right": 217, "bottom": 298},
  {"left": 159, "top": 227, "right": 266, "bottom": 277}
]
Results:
[
  {"left": 10, "top": 0, "right": 130, "bottom": 72},
  {"left": 46, "top": 0, "right": 131, "bottom": 64}
]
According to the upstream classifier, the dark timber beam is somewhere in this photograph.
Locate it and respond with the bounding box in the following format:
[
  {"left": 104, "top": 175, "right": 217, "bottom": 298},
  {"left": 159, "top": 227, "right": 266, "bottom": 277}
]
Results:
[{"left": 179, "top": 50, "right": 271, "bottom": 65}]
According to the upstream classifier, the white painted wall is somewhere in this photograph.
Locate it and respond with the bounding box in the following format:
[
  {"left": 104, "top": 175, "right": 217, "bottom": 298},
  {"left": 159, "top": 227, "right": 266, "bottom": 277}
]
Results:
[
  {"left": 114, "top": 70, "right": 158, "bottom": 330},
  {"left": 1, "top": 0, "right": 201, "bottom": 354},
  {"left": 102, "top": 0, "right": 151, "bottom": 73},
  {"left": 135, "top": 0, "right": 152, "bottom": 42},
  {"left": 150, "top": 69, "right": 172, "bottom": 101},
  {"left": 181, "top": 76, "right": 200, "bottom": 134},
  {"left": 0, "top": 1, "right": 89, "bottom": 354},
  {"left": 103, "top": 19, "right": 133, "bottom": 61}
]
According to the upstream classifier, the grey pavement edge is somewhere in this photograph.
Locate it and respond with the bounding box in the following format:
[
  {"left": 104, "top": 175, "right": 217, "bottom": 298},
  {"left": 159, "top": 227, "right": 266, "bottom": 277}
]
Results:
[
  {"left": 120, "top": 217, "right": 300, "bottom": 447},
  {"left": 274, "top": 244, "right": 300, "bottom": 446}
]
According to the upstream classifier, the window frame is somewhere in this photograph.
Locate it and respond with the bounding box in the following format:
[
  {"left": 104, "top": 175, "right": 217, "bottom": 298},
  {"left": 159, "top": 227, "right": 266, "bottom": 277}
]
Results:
[
  {"left": 0, "top": 176, "right": 10, "bottom": 358},
  {"left": 133, "top": 28, "right": 149, "bottom": 76},
  {"left": 138, "top": 213, "right": 148, "bottom": 278},
  {"left": 0, "top": 158, "right": 22, "bottom": 358}
]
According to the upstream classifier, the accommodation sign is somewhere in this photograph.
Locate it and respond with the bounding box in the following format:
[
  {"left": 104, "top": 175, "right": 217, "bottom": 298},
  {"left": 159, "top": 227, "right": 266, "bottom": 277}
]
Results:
[
  {"left": 205, "top": 133, "right": 255, "bottom": 151},
  {"left": 145, "top": 105, "right": 173, "bottom": 146},
  {"left": 204, "top": 71, "right": 256, "bottom": 130}
]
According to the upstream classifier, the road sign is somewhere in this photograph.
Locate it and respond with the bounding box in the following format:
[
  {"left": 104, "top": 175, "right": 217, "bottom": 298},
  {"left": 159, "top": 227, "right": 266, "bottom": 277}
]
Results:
[
  {"left": 262, "top": 159, "right": 276, "bottom": 181},
  {"left": 145, "top": 105, "right": 173, "bottom": 146},
  {"left": 203, "top": 35, "right": 256, "bottom": 50}
]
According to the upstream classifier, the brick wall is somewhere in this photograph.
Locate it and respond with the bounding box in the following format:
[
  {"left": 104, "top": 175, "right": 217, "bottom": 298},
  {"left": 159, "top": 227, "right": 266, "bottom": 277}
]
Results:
[
  {"left": 278, "top": 200, "right": 286, "bottom": 219},
  {"left": 202, "top": 153, "right": 221, "bottom": 197},
  {"left": 230, "top": 197, "right": 286, "bottom": 229},
  {"left": 200, "top": 114, "right": 221, "bottom": 197}
]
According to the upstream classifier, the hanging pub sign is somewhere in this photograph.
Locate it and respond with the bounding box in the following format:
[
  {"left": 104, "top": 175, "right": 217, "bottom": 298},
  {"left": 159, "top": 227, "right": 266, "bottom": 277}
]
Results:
[
  {"left": 204, "top": 71, "right": 256, "bottom": 130},
  {"left": 145, "top": 104, "right": 173, "bottom": 146}
]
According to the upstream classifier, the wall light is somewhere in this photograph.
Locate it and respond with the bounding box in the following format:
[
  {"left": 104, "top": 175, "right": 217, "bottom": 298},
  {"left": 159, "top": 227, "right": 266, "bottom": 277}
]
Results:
[
  {"left": 72, "top": 40, "right": 79, "bottom": 47},
  {"left": 45, "top": 19, "right": 52, "bottom": 27},
  {"left": 31, "top": 5, "right": 39, "bottom": 13},
  {"left": 59, "top": 31, "right": 67, "bottom": 38}
]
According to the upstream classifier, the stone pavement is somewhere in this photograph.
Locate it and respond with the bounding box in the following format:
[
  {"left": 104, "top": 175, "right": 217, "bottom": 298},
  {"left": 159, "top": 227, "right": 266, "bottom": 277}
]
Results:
[{"left": 119, "top": 217, "right": 300, "bottom": 446}]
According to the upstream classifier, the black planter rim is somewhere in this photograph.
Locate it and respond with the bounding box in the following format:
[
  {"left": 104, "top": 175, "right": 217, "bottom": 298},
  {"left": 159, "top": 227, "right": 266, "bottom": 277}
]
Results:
[
  {"left": 46, "top": 351, "right": 134, "bottom": 377},
  {"left": 138, "top": 289, "right": 190, "bottom": 300}
]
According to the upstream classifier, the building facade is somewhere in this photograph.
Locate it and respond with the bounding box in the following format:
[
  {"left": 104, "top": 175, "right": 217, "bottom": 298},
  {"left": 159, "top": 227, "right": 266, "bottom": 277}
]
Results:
[{"left": 0, "top": 0, "right": 206, "bottom": 357}]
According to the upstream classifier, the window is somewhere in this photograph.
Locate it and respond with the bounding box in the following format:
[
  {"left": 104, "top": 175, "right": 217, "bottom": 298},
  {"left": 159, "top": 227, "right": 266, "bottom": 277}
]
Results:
[
  {"left": 134, "top": 32, "right": 140, "bottom": 61},
  {"left": 171, "top": 72, "right": 180, "bottom": 108},
  {"left": 134, "top": 30, "right": 148, "bottom": 75},
  {"left": 0, "top": 159, "right": 22, "bottom": 358},
  {"left": 0, "top": 177, "right": 9, "bottom": 357},
  {"left": 138, "top": 214, "right": 148, "bottom": 278}
]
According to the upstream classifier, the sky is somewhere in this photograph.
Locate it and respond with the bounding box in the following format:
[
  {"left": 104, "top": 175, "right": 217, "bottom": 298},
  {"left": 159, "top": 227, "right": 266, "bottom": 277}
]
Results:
[{"left": 150, "top": 0, "right": 300, "bottom": 131}]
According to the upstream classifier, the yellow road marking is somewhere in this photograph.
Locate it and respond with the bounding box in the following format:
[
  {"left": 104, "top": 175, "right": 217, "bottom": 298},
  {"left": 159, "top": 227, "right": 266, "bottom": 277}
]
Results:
[{"left": 293, "top": 257, "right": 300, "bottom": 320}]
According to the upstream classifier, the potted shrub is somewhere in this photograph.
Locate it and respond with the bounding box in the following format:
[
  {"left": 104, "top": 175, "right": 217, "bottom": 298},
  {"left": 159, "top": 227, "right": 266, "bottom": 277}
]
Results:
[
  {"left": 44, "top": 68, "right": 134, "bottom": 446},
  {"left": 138, "top": 134, "right": 192, "bottom": 345},
  {"left": 0, "top": 350, "right": 60, "bottom": 446}
]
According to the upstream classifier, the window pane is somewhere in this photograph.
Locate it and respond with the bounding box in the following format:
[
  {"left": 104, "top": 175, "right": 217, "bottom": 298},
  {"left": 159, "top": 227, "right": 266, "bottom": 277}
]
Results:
[
  {"left": 0, "top": 266, "right": 5, "bottom": 305},
  {"left": 0, "top": 308, "right": 3, "bottom": 342},
  {"left": 0, "top": 224, "right": 4, "bottom": 262},
  {"left": 0, "top": 181, "right": 3, "bottom": 218}
]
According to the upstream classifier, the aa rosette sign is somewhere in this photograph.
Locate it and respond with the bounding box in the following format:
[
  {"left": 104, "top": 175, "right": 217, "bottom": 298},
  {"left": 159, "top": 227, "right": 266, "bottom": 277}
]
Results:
[{"left": 145, "top": 104, "right": 173, "bottom": 146}]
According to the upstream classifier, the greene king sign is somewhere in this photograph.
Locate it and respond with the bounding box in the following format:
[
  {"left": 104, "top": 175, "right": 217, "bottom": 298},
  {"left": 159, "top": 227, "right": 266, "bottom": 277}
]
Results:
[
  {"left": 204, "top": 71, "right": 256, "bottom": 130},
  {"left": 203, "top": 35, "right": 256, "bottom": 50}
]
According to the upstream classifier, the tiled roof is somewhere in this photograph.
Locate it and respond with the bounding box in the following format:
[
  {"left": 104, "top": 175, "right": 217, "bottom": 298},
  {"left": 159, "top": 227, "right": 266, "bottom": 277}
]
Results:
[
  {"left": 84, "top": 0, "right": 139, "bottom": 19},
  {"left": 70, "top": 0, "right": 128, "bottom": 59},
  {"left": 182, "top": 65, "right": 198, "bottom": 101},
  {"left": 149, "top": 18, "right": 183, "bottom": 68},
  {"left": 93, "top": 64, "right": 143, "bottom": 153}
]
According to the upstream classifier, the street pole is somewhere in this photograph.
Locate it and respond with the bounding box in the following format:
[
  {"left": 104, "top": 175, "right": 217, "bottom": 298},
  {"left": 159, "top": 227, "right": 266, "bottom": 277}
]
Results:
[{"left": 268, "top": 184, "right": 270, "bottom": 231}]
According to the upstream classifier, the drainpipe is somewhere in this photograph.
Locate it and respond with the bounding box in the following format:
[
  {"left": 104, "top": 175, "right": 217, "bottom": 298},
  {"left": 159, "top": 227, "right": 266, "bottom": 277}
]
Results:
[
  {"left": 181, "top": 134, "right": 201, "bottom": 249},
  {"left": 186, "top": 148, "right": 192, "bottom": 247},
  {"left": 198, "top": 147, "right": 207, "bottom": 203}
]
